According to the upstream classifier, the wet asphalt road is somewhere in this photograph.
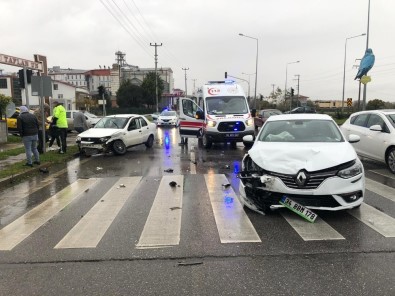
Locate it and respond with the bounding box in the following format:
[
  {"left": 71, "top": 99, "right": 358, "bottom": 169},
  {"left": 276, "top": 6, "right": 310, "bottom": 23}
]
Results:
[{"left": 0, "top": 127, "right": 394, "bottom": 296}]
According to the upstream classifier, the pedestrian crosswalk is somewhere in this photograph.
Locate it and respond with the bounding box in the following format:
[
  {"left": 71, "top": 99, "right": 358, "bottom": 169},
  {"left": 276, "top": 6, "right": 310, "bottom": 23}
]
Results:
[{"left": 0, "top": 174, "right": 394, "bottom": 252}]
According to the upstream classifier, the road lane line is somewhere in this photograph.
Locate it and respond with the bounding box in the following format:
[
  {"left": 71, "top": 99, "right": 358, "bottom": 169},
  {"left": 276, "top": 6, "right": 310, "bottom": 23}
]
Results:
[
  {"left": 348, "top": 203, "right": 395, "bottom": 237},
  {"left": 204, "top": 174, "right": 261, "bottom": 243},
  {"left": 281, "top": 211, "right": 345, "bottom": 241},
  {"left": 0, "top": 178, "right": 98, "bottom": 251},
  {"left": 136, "top": 175, "right": 184, "bottom": 248},
  {"left": 365, "top": 178, "right": 395, "bottom": 203},
  {"left": 55, "top": 177, "right": 141, "bottom": 249}
]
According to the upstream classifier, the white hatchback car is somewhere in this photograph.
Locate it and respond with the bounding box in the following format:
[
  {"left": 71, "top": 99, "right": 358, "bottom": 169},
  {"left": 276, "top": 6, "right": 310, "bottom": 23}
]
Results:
[
  {"left": 239, "top": 114, "right": 365, "bottom": 214},
  {"left": 340, "top": 109, "right": 395, "bottom": 174},
  {"left": 156, "top": 110, "right": 178, "bottom": 127},
  {"left": 76, "top": 114, "right": 156, "bottom": 156}
]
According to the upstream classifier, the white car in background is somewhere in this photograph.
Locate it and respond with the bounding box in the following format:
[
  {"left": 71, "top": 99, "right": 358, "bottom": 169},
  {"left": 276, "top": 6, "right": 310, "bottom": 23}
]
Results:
[
  {"left": 156, "top": 110, "right": 178, "bottom": 127},
  {"left": 76, "top": 114, "right": 156, "bottom": 156},
  {"left": 238, "top": 114, "right": 365, "bottom": 214},
  {"left": 340, "top": 109, "right": 395, "bottom": 174},
  {"left": 66, "top": 110, "right": 101, "bottom": 131}
]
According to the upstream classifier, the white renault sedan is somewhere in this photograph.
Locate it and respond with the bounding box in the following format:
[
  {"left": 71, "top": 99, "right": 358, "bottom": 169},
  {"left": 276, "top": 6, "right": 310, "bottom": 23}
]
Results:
[
  {"left": 156, "top": 110, "right": 178, "bottom": 127},
  {"left": 76, "top": 114, "right": 156, "bottom": 156},
  {"left": 340, "top": 109, "right": 395, "bottom": 174},
  {"left": 238, "top": 114, "right": 365, "bottom": 214}
]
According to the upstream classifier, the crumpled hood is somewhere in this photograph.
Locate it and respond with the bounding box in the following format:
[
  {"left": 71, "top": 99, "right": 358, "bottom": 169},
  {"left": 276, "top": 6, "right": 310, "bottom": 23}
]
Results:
[
  {"left": 248, "top": 141, "right": 357, "bottom": 174},
  {"left": 79, "top": 128, "right": 122, "bottom": 138}
]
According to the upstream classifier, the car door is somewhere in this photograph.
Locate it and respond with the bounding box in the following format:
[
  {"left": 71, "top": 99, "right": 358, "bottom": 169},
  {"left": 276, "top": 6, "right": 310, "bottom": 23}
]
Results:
[
  {"left": 342, "top": 113, "right": 370, "bottom": 157},
  {"left": 362, "top": 113, "right": 389, "bottom": 161},
  {"left": 178, "top": 98, "right": 204, "bottom": 138},
  {"left": 124, "top": 118, "right": 142, "bottom": 146},
  {"left": 138, "top": 117, "right": 151, "bottom": 143}
]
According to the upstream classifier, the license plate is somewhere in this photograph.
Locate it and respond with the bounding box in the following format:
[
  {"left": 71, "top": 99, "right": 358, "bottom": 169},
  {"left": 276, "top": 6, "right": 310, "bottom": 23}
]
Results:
[
  {"left": 225, "top": 133, "right": 238, "bottom": 137},
  {"left": 280, "top": 196, "right": 317, "bottom": 223}
]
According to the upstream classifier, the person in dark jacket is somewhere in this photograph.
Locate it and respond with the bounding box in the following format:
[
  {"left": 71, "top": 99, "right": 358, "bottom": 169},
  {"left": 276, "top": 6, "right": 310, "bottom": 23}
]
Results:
[{"left": 17, "top": 106, "right": 40, "bottom": 167}]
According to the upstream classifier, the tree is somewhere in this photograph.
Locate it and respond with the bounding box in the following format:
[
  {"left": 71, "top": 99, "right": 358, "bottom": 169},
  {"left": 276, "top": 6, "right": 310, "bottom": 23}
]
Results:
[
  {"left": 141, "top": 72, "right": 164, "bottom": 108},
  {"left": 116, "top": 80, "right": 143, "bottom": 108},
  {"left": 0, "top": 94, "right": 13, "bottom": 119},
  {"left": 366, "top": 99, "right": 385, "bottom": 110}
]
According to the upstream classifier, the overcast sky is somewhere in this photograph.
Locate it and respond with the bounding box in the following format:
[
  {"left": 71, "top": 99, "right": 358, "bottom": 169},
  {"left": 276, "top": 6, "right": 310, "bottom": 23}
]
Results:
[{"left": 2, "top": 0, "right": 394, "bottom": 102}]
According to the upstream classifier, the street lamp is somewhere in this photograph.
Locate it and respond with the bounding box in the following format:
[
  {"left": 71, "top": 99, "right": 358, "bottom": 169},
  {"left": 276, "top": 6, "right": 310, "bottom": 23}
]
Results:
[
  {"left": 284, "top": 60, "right": 300, "bottom": 110},
  {"left": 239, "top": 33, "right": 258, "bottom": 109},
  {"left": 341, "top": 33, "right": 366, "bottom": 113},
  {"left": 242, "top": 72, "right": 255, "bottom": 100}
]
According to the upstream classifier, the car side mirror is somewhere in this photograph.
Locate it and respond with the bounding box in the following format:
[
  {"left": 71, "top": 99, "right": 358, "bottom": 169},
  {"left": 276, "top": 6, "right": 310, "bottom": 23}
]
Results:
[
  {"left": 251, "top": 108, "right": 257, "bottom": 117},
  {"left": 195, "top": 110, "right": 204, "bottom": 120},
  {"left": 348, "top": 134, "right": 360, "bottom": 143},
  {"left": 369, "top": 124, "right": 382, "bottom": 132},
  {"left": 242, "top": 135, "right": 254, "bottom": 142}
]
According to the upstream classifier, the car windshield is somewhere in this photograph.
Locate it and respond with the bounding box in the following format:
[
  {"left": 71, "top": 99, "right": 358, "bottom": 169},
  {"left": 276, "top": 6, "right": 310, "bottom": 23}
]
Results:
[
  {"left": 386, "top": 114, "right": 395, "bottom": 128},
  {"left": 94, "top": 117, "right": 128, "bottom": 129},
  {"left": 258, "top": 119, "right": 343, "bottom": 142},
  {"left": 206, "top": 96, "right": 248, "bottom": 115},
  {"left": 160, "top": 111, "right": 177, "bottom": 116}
]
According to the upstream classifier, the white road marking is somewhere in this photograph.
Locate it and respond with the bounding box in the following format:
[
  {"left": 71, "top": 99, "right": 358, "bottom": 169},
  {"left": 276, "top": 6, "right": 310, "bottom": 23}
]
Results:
[
  {"left": 204, "top": 174, "right": 261, "bottom": 243},
  {"left": 371, "top": 169, "right": 395, "bottom": 179},
  {"left": 348, "top": 203, "right": 395, "bottom": 237},
  {"left": 281, "top": 211, "right": 345, "bottom": 241},
  {"left": 365, "top": 178, "right": 395, "bottom": 203},
  {"left": 55, "top": 177, "right": 141, "bottom": 249},
  {"left": 136, "top": 175, "right": 184, "bottom": 248},
  {"left": 0, "top": 178, "right": 98, "bottom": 251}
]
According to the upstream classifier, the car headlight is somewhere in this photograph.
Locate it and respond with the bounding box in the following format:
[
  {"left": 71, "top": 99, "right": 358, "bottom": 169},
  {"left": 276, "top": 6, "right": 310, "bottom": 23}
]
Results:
[
  {"left": 207, "top": 120, "right": 217, "bottom": 127},
  {"left": 338, "top": 160, "right": 363, "bottom": 179},
  {"left": 99, "top": 136, "right": 111, "bottom": 143},
  {"left": 76, "top": 136, "right": 81, "bottom": 142},
  {"left": 245, "top": 118, "right": 254, "bottom": 126}
]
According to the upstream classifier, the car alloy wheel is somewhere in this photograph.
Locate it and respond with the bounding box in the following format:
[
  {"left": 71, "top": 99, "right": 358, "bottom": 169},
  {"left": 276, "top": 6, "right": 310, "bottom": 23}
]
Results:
[
  {"left": 386, "top": 147, "right": 395, "bottom": 174},
  {"left": 112, "top": 140, "right": 127, "bottom": 155}
]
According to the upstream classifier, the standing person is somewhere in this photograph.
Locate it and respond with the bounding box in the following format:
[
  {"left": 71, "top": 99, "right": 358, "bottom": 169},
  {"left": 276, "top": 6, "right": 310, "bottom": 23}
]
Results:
[
  {"left": 73, "top": 107, "right": 89, "bottom": 133},
  {"left": 17, "top": 106, "right": 40, "bottom": 167},
  {"left": 33, "top": 103, "right": 50, "bottom": 154},
  {"left": 52, "top": 101, "right": 68, "bottom": 154}
]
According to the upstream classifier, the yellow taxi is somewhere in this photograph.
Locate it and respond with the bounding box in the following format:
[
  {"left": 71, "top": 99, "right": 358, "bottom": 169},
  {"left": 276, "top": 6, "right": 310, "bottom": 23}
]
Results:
[{"left": 3, "top": 107, "right": 50, "bottom": 135}]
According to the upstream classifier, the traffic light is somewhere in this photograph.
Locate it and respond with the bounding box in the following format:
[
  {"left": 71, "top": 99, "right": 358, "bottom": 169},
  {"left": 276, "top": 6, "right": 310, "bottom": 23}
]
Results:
[
  {"left": 18, "top": 69, "right": 33, "bottom": 88},
  {"left": 291, "top": 88, "right": 294, "bottom": 97},
  {"left": 225, "top": 72, "right": 227, "bottom": 79}
]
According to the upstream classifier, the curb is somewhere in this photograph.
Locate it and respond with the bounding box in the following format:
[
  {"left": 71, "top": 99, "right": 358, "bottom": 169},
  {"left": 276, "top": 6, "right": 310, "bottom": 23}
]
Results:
[{"left": 0, "top": 152, "right": 80, "bottom": 190}]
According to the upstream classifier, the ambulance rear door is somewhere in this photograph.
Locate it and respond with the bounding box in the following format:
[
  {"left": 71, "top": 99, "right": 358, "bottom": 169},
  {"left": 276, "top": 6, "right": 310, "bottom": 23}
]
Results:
[{"left": 178, "top": 98, "right": 204, "bottom": 138}]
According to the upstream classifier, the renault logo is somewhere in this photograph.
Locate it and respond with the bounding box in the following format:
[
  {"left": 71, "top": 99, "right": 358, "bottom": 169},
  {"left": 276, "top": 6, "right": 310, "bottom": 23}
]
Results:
[{"left": 295, "top": 171, "right": 307, "bottom": 186}]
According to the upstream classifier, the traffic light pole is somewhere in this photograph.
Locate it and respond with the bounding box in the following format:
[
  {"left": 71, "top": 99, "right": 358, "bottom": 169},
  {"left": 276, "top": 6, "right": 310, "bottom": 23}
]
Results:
[{"left": 23, "top": 67, "right": 30, "bottom": 109}]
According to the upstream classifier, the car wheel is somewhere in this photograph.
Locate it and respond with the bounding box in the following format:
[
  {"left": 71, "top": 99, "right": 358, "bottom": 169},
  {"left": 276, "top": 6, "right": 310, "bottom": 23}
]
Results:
[
  {"left": 112, "top": 140, "right": 127, "bottom": 155},
  {"left": 202, "top": 133, "right": 212, "bottom": 149},
  {"left": 386, "top": 147, "right": 395, "bottom": 174},
  {"left": 145, "top": 135, "right": 154, "bottom": 148}
]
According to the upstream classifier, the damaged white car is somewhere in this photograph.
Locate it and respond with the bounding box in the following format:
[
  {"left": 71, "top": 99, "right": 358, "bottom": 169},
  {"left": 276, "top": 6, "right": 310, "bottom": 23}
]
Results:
[
  {"left": 238, "top": 114, "right": 365, "bottom": 214},
  {"left": 76, "top": 114, "right": 156, "bottom": 156}
]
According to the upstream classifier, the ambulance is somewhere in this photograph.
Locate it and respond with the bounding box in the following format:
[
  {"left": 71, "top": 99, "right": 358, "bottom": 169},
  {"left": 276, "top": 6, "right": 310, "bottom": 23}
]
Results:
[{"left": 178, "top": 80, "right": 255, "bottom": 148}]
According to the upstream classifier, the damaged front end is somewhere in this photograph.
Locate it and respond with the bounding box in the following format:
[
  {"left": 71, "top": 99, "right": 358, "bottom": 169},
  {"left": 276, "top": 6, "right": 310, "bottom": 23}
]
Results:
[{"left": 237, "top": 153, "right": 279, "bottom": 214}]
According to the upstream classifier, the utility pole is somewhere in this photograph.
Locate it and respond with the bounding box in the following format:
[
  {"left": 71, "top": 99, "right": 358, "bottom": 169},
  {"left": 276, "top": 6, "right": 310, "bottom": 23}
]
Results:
[
  {"left": 182, "top": 67, "right": 189, "bottom": 97},
  {"left": 192, "top": 79, "right": 197, "bottom": 95},
  {"left": 294, "top": 75, "right": 300, "bottom": 105},
  {"left": 150, "top": 43, "right": 162, "bottom": 112},
  {"left": 271, "top": 84, "right": 275, "bottom": 100}
]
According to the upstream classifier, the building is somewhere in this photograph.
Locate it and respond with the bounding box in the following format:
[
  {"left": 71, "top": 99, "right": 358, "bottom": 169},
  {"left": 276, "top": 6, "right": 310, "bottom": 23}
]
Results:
[{"left": 314, "top": 100, "right": 343, "bottom": 108}]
